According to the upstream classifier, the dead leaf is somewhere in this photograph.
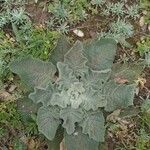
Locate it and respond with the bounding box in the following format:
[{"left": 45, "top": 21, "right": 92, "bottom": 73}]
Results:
[
  {"left": 135, "top": 77, "right": 146, "bottom": 89},
  {"left": 28, "top": 138, "right": 36, "bottom": 150},
  {"left": 148, "top": 25, "right": 150, "bottom": 32},
  {"left": 20, "top": 135, "right": 28, "bottom": 144},
  {"left": 114, "top": 76, "right": 129, "bottom": 84},
  {"left": 89, "top": 31, "right": 97, "bottom": 38},
  {"left": 135, "top": 87, "right": 140, "bottom": 95},
  {"left": 0, "top": 90, "right": 11, "bottom": 101},
  {"left": 60, "top": 139, "right": 66, "bottom": 150},
  {"left": 139, "top": 16, "right": 145, "bottom": 27},
  {"left": 142, "top": 10, "right": 147, "bottom": 15}
]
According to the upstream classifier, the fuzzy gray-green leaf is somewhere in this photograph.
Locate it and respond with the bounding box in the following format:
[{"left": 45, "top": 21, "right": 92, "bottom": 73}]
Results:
[
  {"left": 111, "top": 63, "right": 143, "bottom": 83},
  {"left": 29, "top": 84, "right": 54, "bottom": 106},
  {"left": 10, "top": 56, "right": 56, "bottom": 88},
  {"left": 64, "top": 41, "right": 87, "bottom": 74},
  {"left": 60, "top": 107, "right": 84, "bottom": 134},
  {"left": 80, "top": 111, "right": 105, "bottom": 142},
  {"left": 82, "top": 88, "right": 107, "bottom": 111},
  {"left": 64, "top": 128, "right": 99, "bottom": 150},
  {"left": 51, "top": 91, "right": 70, "bottom": 108},
  {"left": 57, "top": 62, "right": 78, "bottom": 90},
  {"left": 84, "top": 38, "right": 117, "bottom": 71},
  {"left": 104, "top": 81, "right": 135, "bottom": 112},
  {"left": 82, "top": 87, "right": 107, "bottom": 111},
  {"left": 37, "top": 106, "right": 60, "bottom": 141},
  {"left": 82, "top": 68, "right": 111, "bottom": 90},
  {"left": 49, "top": 35, "right": 71, "bottom": 65}
]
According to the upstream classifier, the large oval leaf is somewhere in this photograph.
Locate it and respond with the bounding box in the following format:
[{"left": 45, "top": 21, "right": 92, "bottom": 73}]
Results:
[
  {"left": 48, "top": 126, "right": 64, "bottom": 150},
  {"left": 84, "top": 38, "right": 117, "bottom": 71},
  {"left": 64, "top": 41, "right": 88, "bottom": 74},
  {"left": 49, "top": 35, "right": 71, "bottom": 65},
  {"left": 111, "top": 63, "right": 143, "bottom": 83},
  {"left": 80, "top": 111, "right": 105, "bottom": 142},
  {"left": 37, "top": 106, "right": 60, "bottom": 140},
  {"left": 10, "top": 56, "right": 56, "bottom": 88},
  {"left": 17, "top": 94, "right": 39, "bottom": 122},
  {"left": 104, "top": 81, "right": 135, "bottom": 112},
  {"left": 64, "top": 128, "right": 99, "bottom": 150},
  {"left": 82, "top": 87, "right": 107, "bottom": 111}
]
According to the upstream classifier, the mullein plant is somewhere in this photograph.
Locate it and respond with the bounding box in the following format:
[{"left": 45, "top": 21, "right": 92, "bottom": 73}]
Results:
[{"left": 10, "top": 36, "right": 137, "bottom": 149}]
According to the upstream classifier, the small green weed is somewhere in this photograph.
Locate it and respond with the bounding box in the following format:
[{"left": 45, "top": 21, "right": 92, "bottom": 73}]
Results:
[
  {"left": 91, "top": 0, "right": 106, "bottom": 6},
  {"left": 136, "top": 129, "right": 150, "bottom": 150},
  {"left": 141, "top": 98, "right": 150, "bottom": 127},
  {"left": 99, "top": 19, "right": 133, "bottom": 47},
  {"left": 136, "top": 37, "right": 150, "bottom": 66},
  {"left": 137, "top": 37, "right": 150, "bottom": 56},
  {"left": 104, "top": 2, "right": 125, "bottom": 16},
  {"left": 0, "top": 0, "right": 30, "bottom": 29},
  {"left": 134, "top": 98, "right": 150, "bottom": 150},
  {"left": 126, "top": 4, "right": 140, "bottom": 20},
  {"left": 0, "top": 101, "right": 22, "bottom": 128},
  {"left": 0, "top": 28, "right": 58, "bottom": 83},
  {"left": 140, "top": 0, "right": 150, "bottom": 24},
  {"left": 110, "top": 19, "right": 134, "bottom": 38},
  {"left": 48, "top": 0, "right": 89, "bottom": 25}
]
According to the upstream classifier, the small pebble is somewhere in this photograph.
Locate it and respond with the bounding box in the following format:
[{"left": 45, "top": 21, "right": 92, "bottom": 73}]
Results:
[
  {"left": 139, "top": 16, "right": 145, "bottom": 27},
  {"left": 73, "top": 29, "right": 84, "bottom": 37}
]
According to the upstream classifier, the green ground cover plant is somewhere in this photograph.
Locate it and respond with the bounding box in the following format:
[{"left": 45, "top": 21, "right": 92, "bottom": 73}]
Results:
[
  {"left": 0, "top": 28, "right": 58, "bottom": 84},
  {"left": 137, "top": 37, "right": 150, "bottom": 56},
  {"left": 140, "top": 0, "right": 150, "bottom": 24},
  {"left": 9, "top": 36, "right": 141, "bottom": 149},
  {"left": 48, "top": 0, "right": 88, "bottom": 24},
  {"left": 137, "top": 37, "right": 150, "bottom": 66}
]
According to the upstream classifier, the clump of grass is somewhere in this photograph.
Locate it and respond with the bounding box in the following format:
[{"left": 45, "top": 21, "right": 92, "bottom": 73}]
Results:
[
  {"left": 98, "top": 19, "right": 133, "bottom": 47},
  {"left": 48, "top": 0, "right": 89, "bottom": 25},
  {"left": 0, "top": 28, "right": 58, "bottom": 83},
  {"left": 104, "top": 2, "right": 125, "bottom": 16},
  {"left": 140, "top": 0, "right": 150, "bottom": 24},
  {"left": 126, "top": 4, "right": 140, "bottom": 20},
  {"left": 137, "top": 37, "right": 150, "bottom": 56}
]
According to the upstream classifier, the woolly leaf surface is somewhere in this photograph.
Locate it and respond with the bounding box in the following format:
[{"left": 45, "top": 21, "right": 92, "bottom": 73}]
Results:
[
  {"left": 84, "top": 38, "right": 117, "bottom": 71},
  {"left": 64, "top": 41, "right": 87, "bottom": 74},
  {"left": 51, "top": 91, "right": 70, "bottom": 108},
  {"left": 64, "top": 128, "right": 99, "bottom": 150},
  {"left": 80, "top": 111, "right": 105, "bottom": 142},
  {"left": 60, "top": 107, "right": 84, "bottom": 134},
  {"left": 29, "top": 84, "right": 54, "bottom": 106},
  {"left": 82, "top": 87, "right": 107, "bottom": 111},
  {"left": 104, "top": 81, "right": 135, "bottom": 112},
  {"left": 37, "top": 106, "right": 60, "bottom": 141},
  {"left": 111, "top": 63, "right": 143, "bottom": 83},
  {"left": 10, "top": 56, "right": 56, "bottom": 88},
  {"left": 68, "top": 82, "right": 85, "bottom": 109},
  {"left": 81, "top": 68, "right": 111, "bottom": 90},
  {"left": 49, "top": 35, "right": 71, "bottom": 65},
  {"left": 57, "top": 62, "right": 78, "bottom": 90}
]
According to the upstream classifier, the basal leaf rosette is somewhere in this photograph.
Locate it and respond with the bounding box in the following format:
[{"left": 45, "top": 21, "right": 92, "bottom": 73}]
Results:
[{"left": 10, "top": 37, "right": 137, "bottom": 147}]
